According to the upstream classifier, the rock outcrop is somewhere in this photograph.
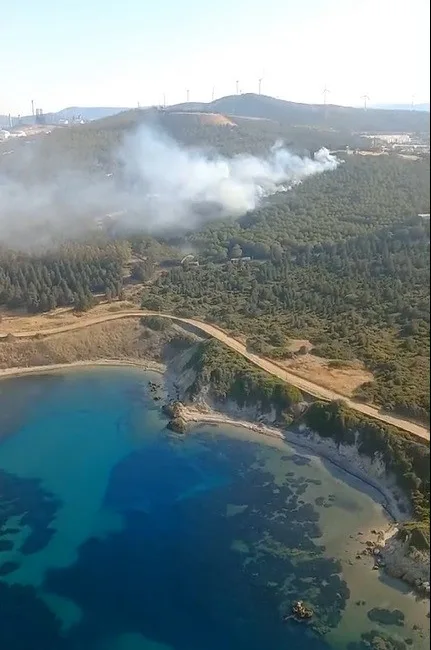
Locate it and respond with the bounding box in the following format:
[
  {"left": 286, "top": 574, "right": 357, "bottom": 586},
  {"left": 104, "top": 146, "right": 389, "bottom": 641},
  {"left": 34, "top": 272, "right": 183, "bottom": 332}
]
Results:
[{"left": 381, "top": 529, "right": 430, "bottom": 596}]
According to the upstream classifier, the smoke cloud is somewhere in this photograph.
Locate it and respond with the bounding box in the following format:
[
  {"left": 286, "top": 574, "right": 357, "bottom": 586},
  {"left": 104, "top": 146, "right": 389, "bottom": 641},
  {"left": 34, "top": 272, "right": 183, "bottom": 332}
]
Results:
[{"left": 0, "top": 124, "right": 341, "bottom": 248}]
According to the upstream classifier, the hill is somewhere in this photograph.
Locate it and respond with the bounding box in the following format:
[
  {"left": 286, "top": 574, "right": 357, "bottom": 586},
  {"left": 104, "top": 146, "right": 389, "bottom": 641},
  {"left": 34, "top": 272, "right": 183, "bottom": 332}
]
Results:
[
  {"left": 0, "top": 105, "right": 369, "bottom": 183},
  {"left": 3, "top": 92, "right": 429, "bottom": 134},
  {"left": 169, "top": 93, "right": 430, "bottom": 133},
  {"left": 2, "top": 106, "right": 133, "bottom": 128},
  {"left": 52, "top": 106, "right": 133, "bottom": 122}
]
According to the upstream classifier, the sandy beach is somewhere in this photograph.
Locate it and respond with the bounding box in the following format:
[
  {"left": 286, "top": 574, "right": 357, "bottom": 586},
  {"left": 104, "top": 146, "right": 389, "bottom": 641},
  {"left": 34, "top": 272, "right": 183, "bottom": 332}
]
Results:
[{"left": 0, "top": 359, "right": 166, "bottom": 381}]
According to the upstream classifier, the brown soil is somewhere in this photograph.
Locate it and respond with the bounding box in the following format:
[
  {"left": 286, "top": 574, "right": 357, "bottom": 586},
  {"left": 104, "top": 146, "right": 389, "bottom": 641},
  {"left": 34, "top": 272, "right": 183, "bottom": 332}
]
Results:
[
  {"left": 282, "top": 354, "right": 373, "bottom": 398},
  {"left": 0, "top": 301, "right": 136, "bottom": 335},
  {"left": 0, "top": 318, "right": 189, "bottom": 370},
  {"left": 171, "top": 112, "right": 237, "bottom": 126}
]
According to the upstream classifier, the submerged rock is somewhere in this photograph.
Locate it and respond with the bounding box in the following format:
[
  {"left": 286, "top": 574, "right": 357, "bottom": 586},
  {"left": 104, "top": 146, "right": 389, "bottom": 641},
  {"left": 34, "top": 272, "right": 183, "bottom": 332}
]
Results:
[{"left": 167, "top": 417, "right": 187, "bottom": 434}]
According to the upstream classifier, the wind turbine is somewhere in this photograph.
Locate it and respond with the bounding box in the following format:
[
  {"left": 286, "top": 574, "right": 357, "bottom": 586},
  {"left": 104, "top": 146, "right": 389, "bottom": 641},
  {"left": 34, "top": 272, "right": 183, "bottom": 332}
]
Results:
[
  {"left": 411, "top": 94, "right": 416, "bottom": 111},
  {"left": 361, "top": 94, "right": 370, "bottom": 110},
  {"left": 186, "top": 89, "right": 190, "bottom": 102},
  {"left": 212, "top": 86, "right": 215, "bottom": 101},
  {"left": 236, "top": 80, "right": 239, "bottom": 95},
  {"left": 322, "top": 86, "right": 330, "bottom": 120},
  {"left": 258, "top": 76, "right": 263, "bottom": 95}
]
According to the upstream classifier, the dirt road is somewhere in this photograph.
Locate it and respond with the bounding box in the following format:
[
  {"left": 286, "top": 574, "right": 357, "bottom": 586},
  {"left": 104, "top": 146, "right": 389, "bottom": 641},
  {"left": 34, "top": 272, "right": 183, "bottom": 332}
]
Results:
[{"left": 1, "top": 310, "right": 429, "bottom": 441}]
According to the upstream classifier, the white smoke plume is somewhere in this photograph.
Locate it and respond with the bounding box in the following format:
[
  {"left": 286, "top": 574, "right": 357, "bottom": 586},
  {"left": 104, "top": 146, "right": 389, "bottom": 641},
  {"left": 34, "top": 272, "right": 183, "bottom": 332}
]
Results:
[
  {"left": 0, "top": 124, "right": 341, "bottom": 247},
  {"left": 119, "top": 126, "right": 340, "bottom": 224}
]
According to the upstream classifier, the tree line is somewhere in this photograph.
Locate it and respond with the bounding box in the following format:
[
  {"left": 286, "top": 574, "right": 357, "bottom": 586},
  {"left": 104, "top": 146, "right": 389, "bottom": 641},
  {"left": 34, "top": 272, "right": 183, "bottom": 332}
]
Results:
[{"left": 0, "top": 242, "right": 129, "bottom": 313}]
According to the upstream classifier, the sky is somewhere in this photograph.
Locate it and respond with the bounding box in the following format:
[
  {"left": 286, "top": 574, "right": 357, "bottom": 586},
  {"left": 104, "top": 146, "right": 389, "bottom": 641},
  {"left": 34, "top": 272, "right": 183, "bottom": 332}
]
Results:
[{"left": 1, "top": 0, "right": 429, "bottom": 115}]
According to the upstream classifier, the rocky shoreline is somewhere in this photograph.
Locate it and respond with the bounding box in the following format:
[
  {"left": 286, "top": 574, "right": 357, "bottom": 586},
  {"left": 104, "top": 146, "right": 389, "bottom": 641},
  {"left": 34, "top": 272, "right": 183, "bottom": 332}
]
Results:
[
  {"left": 164, "top": 397, "right": 430, "bottom": 599},
  {"left": 0, "top": 353, "right": 429, "bottom": 600}
]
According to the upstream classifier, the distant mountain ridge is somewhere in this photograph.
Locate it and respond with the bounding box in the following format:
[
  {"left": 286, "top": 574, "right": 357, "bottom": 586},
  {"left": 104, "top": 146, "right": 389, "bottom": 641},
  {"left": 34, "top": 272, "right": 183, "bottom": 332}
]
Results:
[
  {"left": 166, "top": 94, "right": 430, "bottom": 133},
  {"left": 53, "top": 106, "right": 134, "bottom": 121},
  {"left": 2, "top": 93, "right": 429, "bottom": 132},
  {"left": 0, "top": 106, "right": 133, "bottom": 128}
]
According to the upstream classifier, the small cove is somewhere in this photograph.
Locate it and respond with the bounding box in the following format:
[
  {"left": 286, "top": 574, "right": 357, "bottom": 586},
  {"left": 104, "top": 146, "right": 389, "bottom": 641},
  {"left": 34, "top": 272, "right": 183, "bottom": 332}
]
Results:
[{"left": 0, "top": 366, "right": 429, "bottom": 649}]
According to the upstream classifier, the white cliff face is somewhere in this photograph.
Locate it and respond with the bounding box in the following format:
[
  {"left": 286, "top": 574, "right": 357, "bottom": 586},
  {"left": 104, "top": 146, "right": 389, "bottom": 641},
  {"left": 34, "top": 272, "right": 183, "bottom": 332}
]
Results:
[
  {"left": 382, "top": 530, "right": 430, "bottom": 595},
  {"left": 289, "top": 425, "right": 412, "bottom": 522}
]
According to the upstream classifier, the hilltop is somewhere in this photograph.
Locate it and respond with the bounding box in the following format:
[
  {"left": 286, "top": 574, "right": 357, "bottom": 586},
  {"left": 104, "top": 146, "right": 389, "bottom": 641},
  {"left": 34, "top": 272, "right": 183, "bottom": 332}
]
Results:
[
  {"left": 0, "top": 106, "right": 133, "bottom": 128},
  {"left": 168, "top": 93, "right": 430, "bottom": 133},
  {"left": 0, "top": 104, "right": 366, "bottom": 181},
  {"left": 52, "top": 106, "right": 133, "bottom": 121},
  {"left": 3, "top": 92, "right": 429, "bottom": 134}
]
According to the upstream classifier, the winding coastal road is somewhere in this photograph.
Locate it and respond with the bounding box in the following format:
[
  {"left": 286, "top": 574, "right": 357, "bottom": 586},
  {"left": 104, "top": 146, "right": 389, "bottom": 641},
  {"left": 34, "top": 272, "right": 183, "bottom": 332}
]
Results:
[{"left": 1, "top": 310, "right": 429, "bottom": 441}]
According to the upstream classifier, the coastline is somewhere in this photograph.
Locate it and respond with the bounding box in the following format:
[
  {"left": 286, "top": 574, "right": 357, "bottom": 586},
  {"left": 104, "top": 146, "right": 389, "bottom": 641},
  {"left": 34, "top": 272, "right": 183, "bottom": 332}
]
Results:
[
  {"left": 175, "top": 401, "right": 430, "bottom": 597},
  {"left": 176, "top": 403, "right": 403, "bottom": 522},
  {"left": 0, "top": 359, "right": 166, "bottom": 381},
  {"left": 0, "top": 359, "right": 411, "bottom": 522},
  {"left": 0, "top": 358, "right": 429, "bottom": 597}
]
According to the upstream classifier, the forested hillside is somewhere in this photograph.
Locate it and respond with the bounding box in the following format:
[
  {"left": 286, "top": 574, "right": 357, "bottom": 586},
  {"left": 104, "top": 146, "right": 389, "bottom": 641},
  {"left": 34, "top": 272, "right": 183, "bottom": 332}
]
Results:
[
  {"left": 187, "top": 155, "right": 430, "bottom": 254},
  {"left": 0, "top": 110, "right": 363, "bottom": 182},
  {"left": 141, "top": 154, "right": 430, "bottom": 423},
  {"left": 0, "top": 242, "right": 129, "bottom": 313},
  {"left": 0, "top": 108, "right": 429, "bottom": 425}
]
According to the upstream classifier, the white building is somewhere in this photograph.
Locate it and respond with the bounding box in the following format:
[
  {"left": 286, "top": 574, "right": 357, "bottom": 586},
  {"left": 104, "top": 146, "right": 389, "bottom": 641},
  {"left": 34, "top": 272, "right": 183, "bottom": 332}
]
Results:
[{"left": 362, "top": 133, "right": 412, "bottom": 144}]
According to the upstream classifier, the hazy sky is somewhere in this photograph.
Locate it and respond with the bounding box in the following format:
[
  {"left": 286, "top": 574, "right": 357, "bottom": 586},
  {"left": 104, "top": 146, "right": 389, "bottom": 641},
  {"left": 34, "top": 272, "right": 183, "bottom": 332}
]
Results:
[{"left": 1, "top": 0, "right": 429, "bottom": 115}]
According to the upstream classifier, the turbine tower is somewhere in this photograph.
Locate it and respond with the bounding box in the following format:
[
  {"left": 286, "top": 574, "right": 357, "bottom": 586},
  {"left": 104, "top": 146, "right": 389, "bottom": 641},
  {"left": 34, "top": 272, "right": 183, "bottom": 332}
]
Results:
[
  {"left": 322, "top": 86, "right": 330, "bottom": 120},
  {"left": 186, "top": 89, "right": 190, "bottom": 102},
  {"left": 411, "top": 94, "right": 415, "bottom": 111},
  {"left": 236, "top": 80, "right": 239, "bottom": 95},
  {"left": 258, "top": 77, "right": 263, "bottom": 95},
  {"left": 212, "top": 86, "right": 215, "bottom": 101},
  {"left": 361, "top": 94, "right": 370, "bottom": 110}
]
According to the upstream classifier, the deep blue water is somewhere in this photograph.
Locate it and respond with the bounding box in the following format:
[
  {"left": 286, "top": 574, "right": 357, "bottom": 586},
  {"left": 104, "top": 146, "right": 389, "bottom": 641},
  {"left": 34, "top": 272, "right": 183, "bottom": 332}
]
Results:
[{"left": 0, "top": 368, "right": 424, "bottom": 650}]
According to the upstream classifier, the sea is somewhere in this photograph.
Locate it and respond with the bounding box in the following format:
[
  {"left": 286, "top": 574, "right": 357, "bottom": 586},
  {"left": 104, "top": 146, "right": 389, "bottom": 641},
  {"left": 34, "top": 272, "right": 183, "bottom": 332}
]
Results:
[{"left": 0, "top": 367, "right": 429, "bottom": 650}]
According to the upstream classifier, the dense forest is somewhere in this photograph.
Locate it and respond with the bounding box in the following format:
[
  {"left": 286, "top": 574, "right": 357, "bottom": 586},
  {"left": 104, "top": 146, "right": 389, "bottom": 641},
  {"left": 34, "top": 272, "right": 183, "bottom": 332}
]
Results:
[
  {"left": 187, "top": 155, "right": 430, "bottom": 253},
  {"left": 141, "top": 155, "right": 430, "bottom": 423},
  {"left": 0, "top": 242, "right": 129, "bottom": 313},
  {"left": 144, "top": 218, "right": 430, "bottom": 422}
]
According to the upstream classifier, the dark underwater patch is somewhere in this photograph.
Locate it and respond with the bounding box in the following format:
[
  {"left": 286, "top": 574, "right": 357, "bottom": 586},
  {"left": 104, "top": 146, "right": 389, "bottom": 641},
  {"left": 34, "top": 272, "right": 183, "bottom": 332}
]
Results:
[{"left": 0, "top": 470, "right": 60, "bottom": 556}]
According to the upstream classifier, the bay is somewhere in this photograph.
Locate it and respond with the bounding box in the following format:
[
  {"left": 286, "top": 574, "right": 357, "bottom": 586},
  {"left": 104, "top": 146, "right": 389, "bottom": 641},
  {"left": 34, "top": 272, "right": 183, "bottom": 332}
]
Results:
[{"left": 0, "top": 367, "right": 429, "bottom": 650}]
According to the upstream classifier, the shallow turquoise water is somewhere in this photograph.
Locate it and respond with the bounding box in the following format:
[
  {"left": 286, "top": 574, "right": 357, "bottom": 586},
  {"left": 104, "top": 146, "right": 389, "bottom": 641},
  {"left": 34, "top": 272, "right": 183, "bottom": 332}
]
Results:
[{"left": 0, "top": 367, "right": 428, "bottom": 650}]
